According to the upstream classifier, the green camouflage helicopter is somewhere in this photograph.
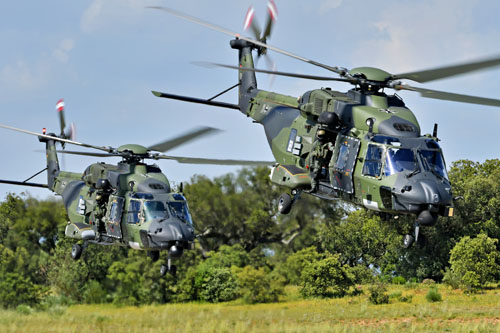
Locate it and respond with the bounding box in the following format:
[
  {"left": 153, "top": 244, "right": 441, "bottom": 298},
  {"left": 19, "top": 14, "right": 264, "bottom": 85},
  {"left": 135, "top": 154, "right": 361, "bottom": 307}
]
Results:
[
  {"left": 0, "top": 100, "right": 272, "bottom": 275},
  {"left": 148, "top": 3, "right": 500, "bottom": 248}
]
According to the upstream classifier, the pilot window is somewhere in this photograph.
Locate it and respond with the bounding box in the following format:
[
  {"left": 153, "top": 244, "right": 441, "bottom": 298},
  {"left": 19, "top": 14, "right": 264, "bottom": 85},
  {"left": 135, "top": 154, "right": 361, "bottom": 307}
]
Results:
[
  {"left": 362, "top": 144, "right": 383, "bottom": 177},
  {"left": 334, "top": 142, "right": 349, "bottom": 171},
  {"left": 109, "top": 198, "right": 124, "bottom": 223},
  {"left": 127, "top": 200, "right": 142, "bottom": 224},
  {"left": 169, "top": 202, "right": 193, "bottom": 224},
  {"left": 144, "top": 201, "right": 169, "bottom": 221},
  {"left": 384, "top": 148, "right": 418, "bottom": 176}
]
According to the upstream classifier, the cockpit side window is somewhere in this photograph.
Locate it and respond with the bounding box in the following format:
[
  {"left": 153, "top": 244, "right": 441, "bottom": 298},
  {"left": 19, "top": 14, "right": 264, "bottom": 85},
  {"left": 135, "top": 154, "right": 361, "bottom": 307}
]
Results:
[
  {"left": 169, "top": 202, "right": 193, "bottom": 225},
  {"left": 420, "top": 150, "right": 448, "bottom": 180},
  {"left": 384, "top": 148, "right": 418, "bottom": 176},
  {"left": 334, "top": 141, "right": 349, "bottom": 171},
  {"left": 109, "top": 197, "right": 124, "bottom": 223},
  {"left": 362, "top": 144, "right": 383, "bottom": 177},
  {"left": 127, "top": 199, "right": 142, "bottom": 224}
]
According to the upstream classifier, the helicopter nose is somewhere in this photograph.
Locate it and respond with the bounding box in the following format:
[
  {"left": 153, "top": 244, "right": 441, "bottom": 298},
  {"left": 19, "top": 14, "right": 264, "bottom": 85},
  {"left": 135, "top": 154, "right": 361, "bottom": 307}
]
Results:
[
  {"left": 148, "top": 218, "right": 195, "bottom": 250},
  {"left": 394, "top": 178, "right": 452, "bottom": 213}
]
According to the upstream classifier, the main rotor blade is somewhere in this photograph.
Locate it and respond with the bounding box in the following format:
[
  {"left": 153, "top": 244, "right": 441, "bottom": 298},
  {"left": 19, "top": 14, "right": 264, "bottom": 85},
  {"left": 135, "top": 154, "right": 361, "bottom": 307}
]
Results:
[
  {"left": 194, "top": 62, "right": 356, "bottom": 83},
  {"left": 156, "top": 155, "right": 275, "bottom": 166},
  {"left": 148, "top": 126, "right": 221, "bottom": 153},
  {"left": 54, "top": 150, "right": 120, "bottom": 158},
  {"left": 392, "top": 55, "right": 500, "bottom": 83},
  {"left": 0, "top": 123, "right": 113, "bottom": 152},
  {"left": 147, "top": 6, "right": 346, "bottom": 76},
  {"left": 394, "top": 84, "right": 500, "bottom": 107}
]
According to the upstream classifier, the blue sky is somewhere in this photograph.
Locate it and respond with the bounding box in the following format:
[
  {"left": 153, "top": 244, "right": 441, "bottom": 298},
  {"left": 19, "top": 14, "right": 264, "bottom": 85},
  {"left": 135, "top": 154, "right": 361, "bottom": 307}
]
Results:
[{"left": 1, "top": 0, "right": 500, "bottom": 199}]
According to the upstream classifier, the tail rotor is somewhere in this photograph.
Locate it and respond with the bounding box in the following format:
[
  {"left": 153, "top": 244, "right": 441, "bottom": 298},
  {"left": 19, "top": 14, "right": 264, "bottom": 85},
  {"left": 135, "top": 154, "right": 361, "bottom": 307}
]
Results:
[{"left": 243, "top": 1, "right": 278, "bottom": 85}]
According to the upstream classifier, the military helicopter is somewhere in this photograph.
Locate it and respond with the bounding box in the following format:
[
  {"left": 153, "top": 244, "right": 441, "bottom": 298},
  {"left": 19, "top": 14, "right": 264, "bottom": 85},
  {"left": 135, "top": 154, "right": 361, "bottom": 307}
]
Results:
[
  {"left": 148, "top": 4, "right": 500, "bottom": 248},
  {"left": 0, "top": 100, "right": 272, "bottom": 275}
]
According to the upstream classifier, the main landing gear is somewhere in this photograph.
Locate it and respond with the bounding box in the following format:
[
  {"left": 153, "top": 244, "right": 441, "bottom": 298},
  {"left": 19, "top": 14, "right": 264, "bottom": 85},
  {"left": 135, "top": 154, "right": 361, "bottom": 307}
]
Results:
[
  {"left": 149, "top": 250, "right": 176, "bottom": 277},
  {"left": 278, "top": 190, "right": 301, "bottom": 214},
  {"left": 71, "top": 241, "right": 89, "bottom": 260}
]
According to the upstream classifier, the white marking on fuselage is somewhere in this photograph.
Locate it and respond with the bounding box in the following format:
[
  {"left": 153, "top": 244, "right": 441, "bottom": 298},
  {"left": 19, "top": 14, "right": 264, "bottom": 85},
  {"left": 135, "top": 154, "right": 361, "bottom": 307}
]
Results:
[{"left": 363, "top": 198, "right": 380, "bottom": 211}]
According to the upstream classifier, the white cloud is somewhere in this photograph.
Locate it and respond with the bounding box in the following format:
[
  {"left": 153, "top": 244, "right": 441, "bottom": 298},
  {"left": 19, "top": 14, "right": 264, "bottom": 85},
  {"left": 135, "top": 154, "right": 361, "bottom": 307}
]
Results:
[
  {"left": 52, "top": 39, "right": 76, "bottom": 63},
  {"left": 319, "top": 0, "right": 343, "bottom": 13},
  {"left": 80, "top": 0, "right": 162, "bottom": 33},
  {"left": 0, "top": 61, "right": 48, "bottom": 91},
  {"left": 349, "top": 0, "right": 488, "bottom": 73}
]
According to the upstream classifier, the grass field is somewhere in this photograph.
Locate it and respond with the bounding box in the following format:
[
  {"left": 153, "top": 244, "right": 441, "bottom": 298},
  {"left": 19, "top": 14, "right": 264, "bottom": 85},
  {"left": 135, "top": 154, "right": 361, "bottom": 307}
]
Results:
[{"left": 1, "top": 285, "right": 500, "bottom": 332}]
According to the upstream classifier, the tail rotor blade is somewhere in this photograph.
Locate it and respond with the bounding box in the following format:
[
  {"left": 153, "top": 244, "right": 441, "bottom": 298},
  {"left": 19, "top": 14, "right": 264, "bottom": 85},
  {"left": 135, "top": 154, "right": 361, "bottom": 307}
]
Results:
[
  {"left": 262, "top": 0, "right": 278, "bottom": 41},
  {"left": 56, "top": 99, "right": 66, "bottom": 141},
  {"left": 244, "top": 6, "right": 261, "bottom": 40}
]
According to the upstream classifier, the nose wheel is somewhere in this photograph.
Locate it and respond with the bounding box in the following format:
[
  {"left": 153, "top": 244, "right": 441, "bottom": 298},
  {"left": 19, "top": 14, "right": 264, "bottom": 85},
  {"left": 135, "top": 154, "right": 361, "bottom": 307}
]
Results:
[
  {"left": 160, "top": 258, "right": 177, "bottom": 277},
  {"left": 403, "top": 222, "right": 420, "bottom": 248}
]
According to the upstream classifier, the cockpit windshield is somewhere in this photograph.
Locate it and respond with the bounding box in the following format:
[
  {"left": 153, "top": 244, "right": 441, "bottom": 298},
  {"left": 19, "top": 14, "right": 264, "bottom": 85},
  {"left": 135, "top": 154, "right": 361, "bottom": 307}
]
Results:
[
  {"left": 169, "top": 202, "right": 193, "bottom": 224},
  {"left": 419, "top": 150, "right": 448, "bottom": 180},
  {"left": 144, "top": 201, "right": 169, "bottom": 221},
  {"left": 384, "top": 148, "right": 419, "bottom": 176}
]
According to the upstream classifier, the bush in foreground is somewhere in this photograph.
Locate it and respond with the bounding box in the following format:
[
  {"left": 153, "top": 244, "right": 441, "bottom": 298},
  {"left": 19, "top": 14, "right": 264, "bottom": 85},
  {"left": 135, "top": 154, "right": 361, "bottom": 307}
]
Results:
[
  {"left": 237, "top": 266, "right": 284, "bottom": 303},
  {"left": 447, "top": 234, "right": 500, "bottom": 292},
  {"left": 368, "top": 283, "right": 389, "bottom": 305},
  {"left": 426, "top": 288, "right": 442, "bottom": 302},
  {"left": 300, "top": 254, "right": 354, "bottom": 298}
]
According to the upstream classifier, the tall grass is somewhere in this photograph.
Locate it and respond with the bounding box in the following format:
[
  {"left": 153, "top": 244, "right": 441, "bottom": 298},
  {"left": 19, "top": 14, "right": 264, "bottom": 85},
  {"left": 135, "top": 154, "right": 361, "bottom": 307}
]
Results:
[{"left": 1, "top": 285, "right": 499, "bottom": 332}]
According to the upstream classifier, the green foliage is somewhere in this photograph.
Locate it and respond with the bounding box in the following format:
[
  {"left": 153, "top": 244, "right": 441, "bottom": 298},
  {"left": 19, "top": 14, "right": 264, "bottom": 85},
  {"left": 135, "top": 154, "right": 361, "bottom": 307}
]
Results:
[
  {"left": 300, "top": 254, "right": 354, "bottom": 298},
  {"left": 392, "top": 276, "right": 406, "bottom": 285},
  {"left": 426, "top": 288, "right": 442, "bottom": 302},
  {"left": 184, "top": 167, "right": 334, "bottom": 252},
  {"left": 448, "top": 234, "right": 500, "bottom": 291},
  {"left": 82, "top": 280, "right": 107, "bottom": 304},
  {"left": 0, "top": 273, "right": 44, "bottom": 308},
  {"left": 317, "top": 210, "right": 399, "bottom": 268},
  {"left": 284, "top": 246, "right": 325, "bottom": 285},
  {"left": 198, "top": 267, "right": 239, "bottom": 303},
  {"left": 237, "top": 266, "right": 285, "bottom": 304},
  {"left": 442, "top": 267, "right": 461, "bottom": 289},
  {"left": 368, "top": 283, "right": 389, "bottom": 305},
  {"left": 349, "top": 265, "right": 374, "bottom": 284}
]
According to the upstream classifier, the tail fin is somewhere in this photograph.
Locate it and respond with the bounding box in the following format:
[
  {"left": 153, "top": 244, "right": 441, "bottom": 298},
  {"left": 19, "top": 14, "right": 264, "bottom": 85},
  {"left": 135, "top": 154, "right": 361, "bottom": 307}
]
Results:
[
  {"left": 230, "top": 39, "right": 258, "bottom": 112},
  {"left": 38, "top": 133, "right": 60, "bottom": 190}
]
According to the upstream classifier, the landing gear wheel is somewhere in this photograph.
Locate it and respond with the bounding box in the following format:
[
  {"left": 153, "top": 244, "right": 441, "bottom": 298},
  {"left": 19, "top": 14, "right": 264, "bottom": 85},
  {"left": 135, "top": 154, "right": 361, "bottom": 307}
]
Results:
[
  {"left": 160, "top": 264, "right": 168, "bottom": 277},
  {"left": 169, "top": 265, "right": 177, "bottom": 277},
  {"left": 278, "top": 193, "right": 293, "bottom": 214},
  {"left": 147, "top": 250, "right": 160, "bottom": 262},
  {"left": 403, "top": 234, "right": 414, "bottom": 248},
  {"left": 71, "top": 244, "right": 82, "bottom": 260}
]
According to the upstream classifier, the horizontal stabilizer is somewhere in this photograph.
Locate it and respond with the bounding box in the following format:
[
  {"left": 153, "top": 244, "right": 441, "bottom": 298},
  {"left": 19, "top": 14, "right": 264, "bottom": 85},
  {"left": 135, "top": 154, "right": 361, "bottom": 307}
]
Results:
[
  {"left": 151, "top": 91, "right": 240, "bottom": 110},
  {"left": 0, "top": 179, "right": 48, "bottom": 188}
]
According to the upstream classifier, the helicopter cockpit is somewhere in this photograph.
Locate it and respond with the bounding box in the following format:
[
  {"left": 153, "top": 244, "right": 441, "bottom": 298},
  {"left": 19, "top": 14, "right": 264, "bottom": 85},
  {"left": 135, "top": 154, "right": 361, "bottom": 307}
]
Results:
[
  {"left": 363, "top": 135, "right": 448, "bottom": 180},
  {"left": 126, "top": 193, "right": 193, "bottom": 225}
]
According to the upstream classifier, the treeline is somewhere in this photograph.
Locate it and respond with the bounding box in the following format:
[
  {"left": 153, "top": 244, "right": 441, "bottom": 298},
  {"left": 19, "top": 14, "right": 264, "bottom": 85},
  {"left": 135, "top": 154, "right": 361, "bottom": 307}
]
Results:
[{"left": 1, "top": 160, "right": 500, "bottom": 308}]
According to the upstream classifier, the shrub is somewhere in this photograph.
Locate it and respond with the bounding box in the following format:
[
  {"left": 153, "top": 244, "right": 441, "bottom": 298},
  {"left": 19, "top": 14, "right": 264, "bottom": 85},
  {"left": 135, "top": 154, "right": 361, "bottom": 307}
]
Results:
[
  {"left": 426, "top": 288, "right": 442, "bottom": 302},
  {"left": 237, "top": 266, "right": 284, "bottom": 304},
  {"left": 285, "top": 247, "right": 324, "bottom": 285},
  {"left": 448, "top": 234, "right": 500, "bottom": 291},
  {"left": 82, "top": 280, "right": 107, "bottom": 304},
  {"left": 0, "top": 273, "right": 43, "bottom": 308},
  {"left": 198, "top": 267, "right": 239, "bottom": 303},
  {"left": 442, "top": 267, "right": 461, "bottom": 289},
  {"left": 300, "top": 254, "right": 354, "bottom": 298},
  {"left": 392, "top": 276, "right": 406, "bottom": 285},
  {"left": 368, "top": 283, "right": 389, "bottom": 305}
]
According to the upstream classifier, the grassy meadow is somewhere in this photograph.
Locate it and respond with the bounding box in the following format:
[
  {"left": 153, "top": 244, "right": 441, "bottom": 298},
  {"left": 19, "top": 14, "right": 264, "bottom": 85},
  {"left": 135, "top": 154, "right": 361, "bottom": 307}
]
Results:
[{"left": 1, "top": 285, "right": 500, "bottom": 332}]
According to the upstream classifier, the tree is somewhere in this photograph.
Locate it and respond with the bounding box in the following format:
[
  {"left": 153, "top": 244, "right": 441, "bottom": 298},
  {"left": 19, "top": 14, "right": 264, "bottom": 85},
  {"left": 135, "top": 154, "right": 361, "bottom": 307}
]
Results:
[
  {"left": 446, "top": 234, "right": 500, "bottom": 291},
  {"left": 184, "top": 167, "right": 337, "bottom": 252}
]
